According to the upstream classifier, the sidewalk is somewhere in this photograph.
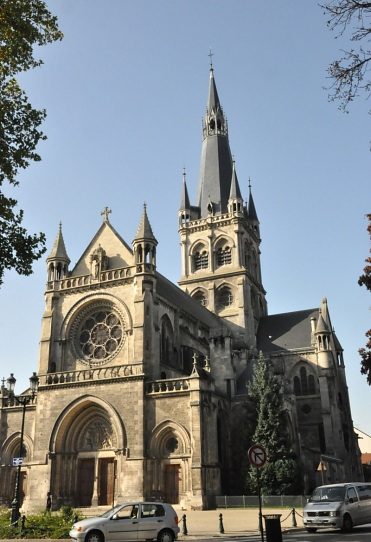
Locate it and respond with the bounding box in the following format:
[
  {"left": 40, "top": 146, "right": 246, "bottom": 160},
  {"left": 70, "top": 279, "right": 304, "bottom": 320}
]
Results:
[{"left": 173, "top": 506, "right": 304, "bottom": 538}]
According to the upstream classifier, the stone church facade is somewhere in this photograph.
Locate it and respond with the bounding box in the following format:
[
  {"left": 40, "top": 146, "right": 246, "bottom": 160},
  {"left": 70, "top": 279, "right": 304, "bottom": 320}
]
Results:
[{"left": 0, "top": 67, "right": 363, "bottom": 512}]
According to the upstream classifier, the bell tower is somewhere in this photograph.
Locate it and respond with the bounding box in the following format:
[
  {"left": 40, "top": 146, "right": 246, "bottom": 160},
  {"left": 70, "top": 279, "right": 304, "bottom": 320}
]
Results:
[{"left": 178, "top": 66, "right": 267, "bottom": 344}]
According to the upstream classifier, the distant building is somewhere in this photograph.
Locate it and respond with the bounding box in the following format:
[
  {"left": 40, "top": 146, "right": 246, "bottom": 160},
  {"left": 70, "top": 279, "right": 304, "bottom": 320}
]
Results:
[
  {"left": 0, "top": 66, "right": 363, "bottom": 512},
  {"left": 354, "top": 428, "right": 371, "bottom": 481}
]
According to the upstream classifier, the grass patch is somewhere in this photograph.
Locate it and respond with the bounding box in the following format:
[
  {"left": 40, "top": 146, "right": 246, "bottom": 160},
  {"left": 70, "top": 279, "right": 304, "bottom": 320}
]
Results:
[{"left": 0, "top": 505, "right": 84, "bottom": 539}]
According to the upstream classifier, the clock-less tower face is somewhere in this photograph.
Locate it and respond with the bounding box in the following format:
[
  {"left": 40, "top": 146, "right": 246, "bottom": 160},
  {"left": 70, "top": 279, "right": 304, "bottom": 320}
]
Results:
[{"left": 70, "top": 303, "right": 125, "bottom": 366}]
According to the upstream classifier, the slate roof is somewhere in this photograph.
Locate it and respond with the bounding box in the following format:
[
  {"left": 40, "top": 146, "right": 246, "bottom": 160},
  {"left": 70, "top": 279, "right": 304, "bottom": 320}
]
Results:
[
  {"left": 229, "top": 162, "right": 242, "bottom": 200},
  {"left": 179, "top": 178, "right": 190, "bottom": 210},
  {"left": 257, "top": 308, "right": 318, "bottom": 353},
  {"left": 248, "top": 189, "right": 259, "bottom": 222},
  {"left": 156, "top": 272, "right": 223, "bottom": 330},
  {"left": 196, "top": 70, "right": 233, "bottom": 217}
]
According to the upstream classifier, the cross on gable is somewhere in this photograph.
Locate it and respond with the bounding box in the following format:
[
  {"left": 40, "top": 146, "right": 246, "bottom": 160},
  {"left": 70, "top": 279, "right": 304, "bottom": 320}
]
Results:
[{"left": 101, "top": 206, "right": 112, "bottom": 223}]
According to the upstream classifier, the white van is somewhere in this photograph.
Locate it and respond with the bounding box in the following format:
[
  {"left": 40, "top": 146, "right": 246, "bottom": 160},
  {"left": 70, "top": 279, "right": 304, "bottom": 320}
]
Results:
[{"left": 303, "top": 482, "right": 371, "bottom": 532}]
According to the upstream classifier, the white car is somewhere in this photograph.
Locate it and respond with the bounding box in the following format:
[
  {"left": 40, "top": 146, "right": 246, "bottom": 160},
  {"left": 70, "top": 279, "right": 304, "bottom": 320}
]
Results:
[{"left": 69, "top": 502, "right": 179, "bottom": 542}]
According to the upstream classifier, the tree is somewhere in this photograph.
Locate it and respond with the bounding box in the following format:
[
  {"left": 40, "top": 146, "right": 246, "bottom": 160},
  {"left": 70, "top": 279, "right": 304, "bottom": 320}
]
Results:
[
  {"left": 358, "top": 214, "right": 371, "bottom": 383},
  {"left": 246, "top": 352, "right": 302, "bottom": 495},
  {"left": 321, "top": 0, "right": 371, "bottom": 112},
  {"left": 0, "top": 0, "right": 63, "bottom": 286}
]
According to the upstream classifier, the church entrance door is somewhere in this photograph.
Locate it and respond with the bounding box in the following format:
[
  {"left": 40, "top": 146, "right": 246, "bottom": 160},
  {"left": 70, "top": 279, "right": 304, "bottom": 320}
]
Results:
[
  {"left": 77, "top": 458, "right": 94, "bottom": 506},
  {"left": 98, "top": 458, "right": 115, "bottom": 505},
  {"left": 164, "top": 465, "right": 179, "bottom": 504}
]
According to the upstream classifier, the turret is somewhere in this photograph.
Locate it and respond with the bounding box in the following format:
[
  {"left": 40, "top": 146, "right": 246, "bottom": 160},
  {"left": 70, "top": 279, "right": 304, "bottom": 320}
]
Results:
[
  {"left": 227, "top": 161, "right": 243, "bottom": 215},
  {"left": 179, "top": 169, "right": 191, "bottom": 225},
  {"left": 133, "top": 204, "right": 157, "bottom": 274},
  {"left": 47, "top": 223, "right": 70, "bottom": 282},
  {"left": 315, "top": 299, "right": 332, "bottom": 369}
]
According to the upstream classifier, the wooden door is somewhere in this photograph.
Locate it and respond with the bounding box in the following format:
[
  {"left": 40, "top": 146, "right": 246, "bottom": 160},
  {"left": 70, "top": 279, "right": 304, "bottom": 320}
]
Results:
[
  {"left": 98, "top": 458, "right": 115, "bottom": 505},
  {"left": 77, "top": 458, "right": 94, "bottom": 506},
  {"left": 164, "top": 465, "right": 180, "bottom": 504}
]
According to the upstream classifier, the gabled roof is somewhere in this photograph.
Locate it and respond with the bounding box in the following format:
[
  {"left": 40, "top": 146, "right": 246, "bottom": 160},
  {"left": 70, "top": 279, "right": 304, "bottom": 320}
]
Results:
[
  {"left": 72, "top": 220, "right": 133, "bottom": 275},
  {"left": 257, "top": 308, "right": 318, "bottom": 352}
]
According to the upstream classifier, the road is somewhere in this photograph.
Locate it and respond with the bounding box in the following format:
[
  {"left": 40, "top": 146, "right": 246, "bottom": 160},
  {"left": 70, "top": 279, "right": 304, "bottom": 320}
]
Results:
[{"left": 194, "top": 524, "right": 371, "bottom": 542}]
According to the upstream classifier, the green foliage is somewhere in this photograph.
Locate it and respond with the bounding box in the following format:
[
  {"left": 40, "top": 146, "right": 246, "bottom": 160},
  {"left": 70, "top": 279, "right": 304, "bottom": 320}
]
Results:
[
  {"left": 358, "top": 213, "right": 371, "bottom": 384},
  {"left": 0, "top": 0, "right": 63, "bottom": 286},
  {"left": 0, "top": 507, "right": 83, "bottom": 539},
  {"left": 246, "top": 352, "right": 302, "bottom": 495}
]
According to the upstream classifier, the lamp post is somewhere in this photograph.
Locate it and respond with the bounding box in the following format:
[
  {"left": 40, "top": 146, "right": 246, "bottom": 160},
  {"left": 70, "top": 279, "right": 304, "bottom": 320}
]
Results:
[{"left": 8, "top": 372, "right": 39, "bottom": 526}]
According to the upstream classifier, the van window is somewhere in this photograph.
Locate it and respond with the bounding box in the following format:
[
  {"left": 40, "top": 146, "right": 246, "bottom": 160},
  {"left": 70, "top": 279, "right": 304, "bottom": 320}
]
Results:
[
  {"left": 357, "top": 485, "right": 371, "bottom": 501},
  {"left": 347, "top": 487, "right": 358, "bottom": 502},
  {"left": 310, "top": 486, "right": 346, "bottom": 502}
]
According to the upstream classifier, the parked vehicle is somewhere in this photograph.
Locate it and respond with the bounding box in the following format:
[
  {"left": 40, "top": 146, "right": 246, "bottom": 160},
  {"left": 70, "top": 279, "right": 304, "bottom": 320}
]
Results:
[
  {"left": 303, "top": 482, "right": 371, "bottom": 532},
  {"left": 69, "top": 502, "right": 179, "bottom": 542}
]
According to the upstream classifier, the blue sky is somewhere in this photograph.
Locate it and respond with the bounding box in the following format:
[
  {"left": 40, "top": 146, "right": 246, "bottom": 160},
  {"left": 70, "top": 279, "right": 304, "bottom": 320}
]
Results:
[{"left": 1, "top": 1, "right": 370, "bottom": 436}]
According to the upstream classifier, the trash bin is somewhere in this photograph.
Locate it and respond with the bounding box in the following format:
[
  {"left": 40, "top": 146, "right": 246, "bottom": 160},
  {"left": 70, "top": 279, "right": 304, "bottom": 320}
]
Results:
[{"left": 263, "top": 514, "right": 282, "bottom": 542}]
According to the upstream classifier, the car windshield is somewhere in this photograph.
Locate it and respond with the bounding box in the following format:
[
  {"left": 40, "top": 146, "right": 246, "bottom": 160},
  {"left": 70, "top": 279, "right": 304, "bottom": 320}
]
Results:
[
  {"left": 99, "top": 504, "right": 123, "bottom": 518},
  {"left": 310, "top": 486, "right": 346, "bottom": 502}
]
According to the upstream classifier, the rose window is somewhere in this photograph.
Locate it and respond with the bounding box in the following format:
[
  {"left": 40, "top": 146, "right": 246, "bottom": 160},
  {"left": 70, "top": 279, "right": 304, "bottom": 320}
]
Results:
[{"left": 77, "top": 310, "right": 123, "bottom": 363}]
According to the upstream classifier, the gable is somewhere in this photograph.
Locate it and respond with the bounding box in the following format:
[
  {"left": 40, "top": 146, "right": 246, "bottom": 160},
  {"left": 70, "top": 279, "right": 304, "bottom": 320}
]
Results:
[{"left": 72, "top": 222, "right": 134, "bottom": 276}]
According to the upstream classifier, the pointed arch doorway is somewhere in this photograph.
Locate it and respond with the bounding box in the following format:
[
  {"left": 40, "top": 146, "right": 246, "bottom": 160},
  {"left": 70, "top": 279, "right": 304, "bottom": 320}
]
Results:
[{"left": 51, "top": 397, "right": 124, "bottom": 508}]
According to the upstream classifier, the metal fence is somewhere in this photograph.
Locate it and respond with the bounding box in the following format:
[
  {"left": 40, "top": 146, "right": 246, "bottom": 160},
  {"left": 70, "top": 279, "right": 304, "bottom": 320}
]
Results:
[{"left": 216, "top": 495, "right": 307, "bottom": 508}]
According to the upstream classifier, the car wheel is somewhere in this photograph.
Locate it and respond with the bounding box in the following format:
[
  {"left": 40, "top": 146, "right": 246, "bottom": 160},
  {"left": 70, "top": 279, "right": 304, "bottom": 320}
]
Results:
[
  {"left": 341, "top": 514, "right": 353, "bottom": 532},
  {"left": 157, "top": 529, "right": 175, "bottom": 542},
  {"left": 85, "top": 530, "right": 104, "bottom": 542},
  {"left": 305, "top": 528, "right": 317, "bottom": 533}
]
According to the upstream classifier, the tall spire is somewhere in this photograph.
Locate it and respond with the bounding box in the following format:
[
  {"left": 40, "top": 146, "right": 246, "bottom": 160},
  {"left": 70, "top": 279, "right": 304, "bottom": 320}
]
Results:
[{"left": 196, "top": 65, "right": 233, "bottom": 217}]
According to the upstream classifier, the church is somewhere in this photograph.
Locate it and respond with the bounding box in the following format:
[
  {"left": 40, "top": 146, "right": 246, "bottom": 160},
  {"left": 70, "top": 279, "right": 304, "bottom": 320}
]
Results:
[{"left": 0, "top": 66, "right": 363, "bottom": 512}]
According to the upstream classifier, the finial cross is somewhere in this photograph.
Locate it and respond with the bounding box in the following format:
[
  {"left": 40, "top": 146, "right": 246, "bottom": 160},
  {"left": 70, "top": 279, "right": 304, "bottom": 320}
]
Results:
[
  {"left": 101, "top": 206, "right": 112, "bottom": 223},
  {"left": 208, "top": 48, "right": 214, "bottom": 69}
]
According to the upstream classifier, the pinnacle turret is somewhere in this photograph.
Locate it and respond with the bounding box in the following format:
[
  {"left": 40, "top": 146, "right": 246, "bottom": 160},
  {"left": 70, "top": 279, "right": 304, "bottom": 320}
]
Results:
[
  {"left": 134, "top": 203, "right": 157, "bottom": 243},
  {"left": 47, "top": 223, "right": 70, "bottom": 282}
]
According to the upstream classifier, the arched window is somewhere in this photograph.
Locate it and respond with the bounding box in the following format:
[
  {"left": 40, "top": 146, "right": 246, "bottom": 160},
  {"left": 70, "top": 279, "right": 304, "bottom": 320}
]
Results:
[
  {"left": 216, "top": 286, "right": 233, "bottom": 311},
  {"left": 294, "top": 365, "right": 317, "bottom": 396},
  {"left": 300, "top": 367, "right": 308, "bottom": 395},
  {"left": 216, "top": 246, "right": 232, "bottom": 266},
  {"left": 193, "top": 247, "right": 208, "bottom": 271},
  {"left": 160, "top": 316, "right": 173, "bottom": 364},
  {"left": 192, "top": 290, "right": 208, "bottom": 307},
  {"left": 294, "top": 376, "right": 301, "bottom": 395}
]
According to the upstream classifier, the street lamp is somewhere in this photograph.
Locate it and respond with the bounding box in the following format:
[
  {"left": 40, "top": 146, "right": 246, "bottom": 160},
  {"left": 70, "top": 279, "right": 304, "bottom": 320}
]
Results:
[{"left": 8, "top": 372, "right": 39, "bottom": 526}]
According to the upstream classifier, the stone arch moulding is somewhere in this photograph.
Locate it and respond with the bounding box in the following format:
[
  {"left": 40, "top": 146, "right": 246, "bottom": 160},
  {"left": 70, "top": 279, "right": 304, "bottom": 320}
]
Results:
[
  {"left": 213, "top": 234, "right": 235, "bottom": 250},
  {"left": 188, "top": 239, "right": 208, "bottom": 255},
  {"left": 59, "top": 292, "right": 133, "bottom": 341},
  {"left": 1, "top": 432, "right": 33, "bottom": 464},
  {"left": 48, "top": 395, "right": 126, "bottom": 455},
  {"left": 149, "top": 420, "right": 191, "bottom": 459}
]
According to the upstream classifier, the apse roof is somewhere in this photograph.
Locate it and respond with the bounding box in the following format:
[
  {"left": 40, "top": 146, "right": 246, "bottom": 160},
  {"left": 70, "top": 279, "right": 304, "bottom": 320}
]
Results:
[{"left": 257, "top": 308, "right": 318, "bottom": 352}]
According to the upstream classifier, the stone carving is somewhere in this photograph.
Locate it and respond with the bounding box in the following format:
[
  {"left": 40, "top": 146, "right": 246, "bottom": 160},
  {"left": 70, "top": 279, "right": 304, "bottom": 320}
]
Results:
[
  {"left": 81, "top": 419, "right": 113, "bottom": 450},
  {"left": 90, "top": 245, "right": 109, "bottom": 278}
]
